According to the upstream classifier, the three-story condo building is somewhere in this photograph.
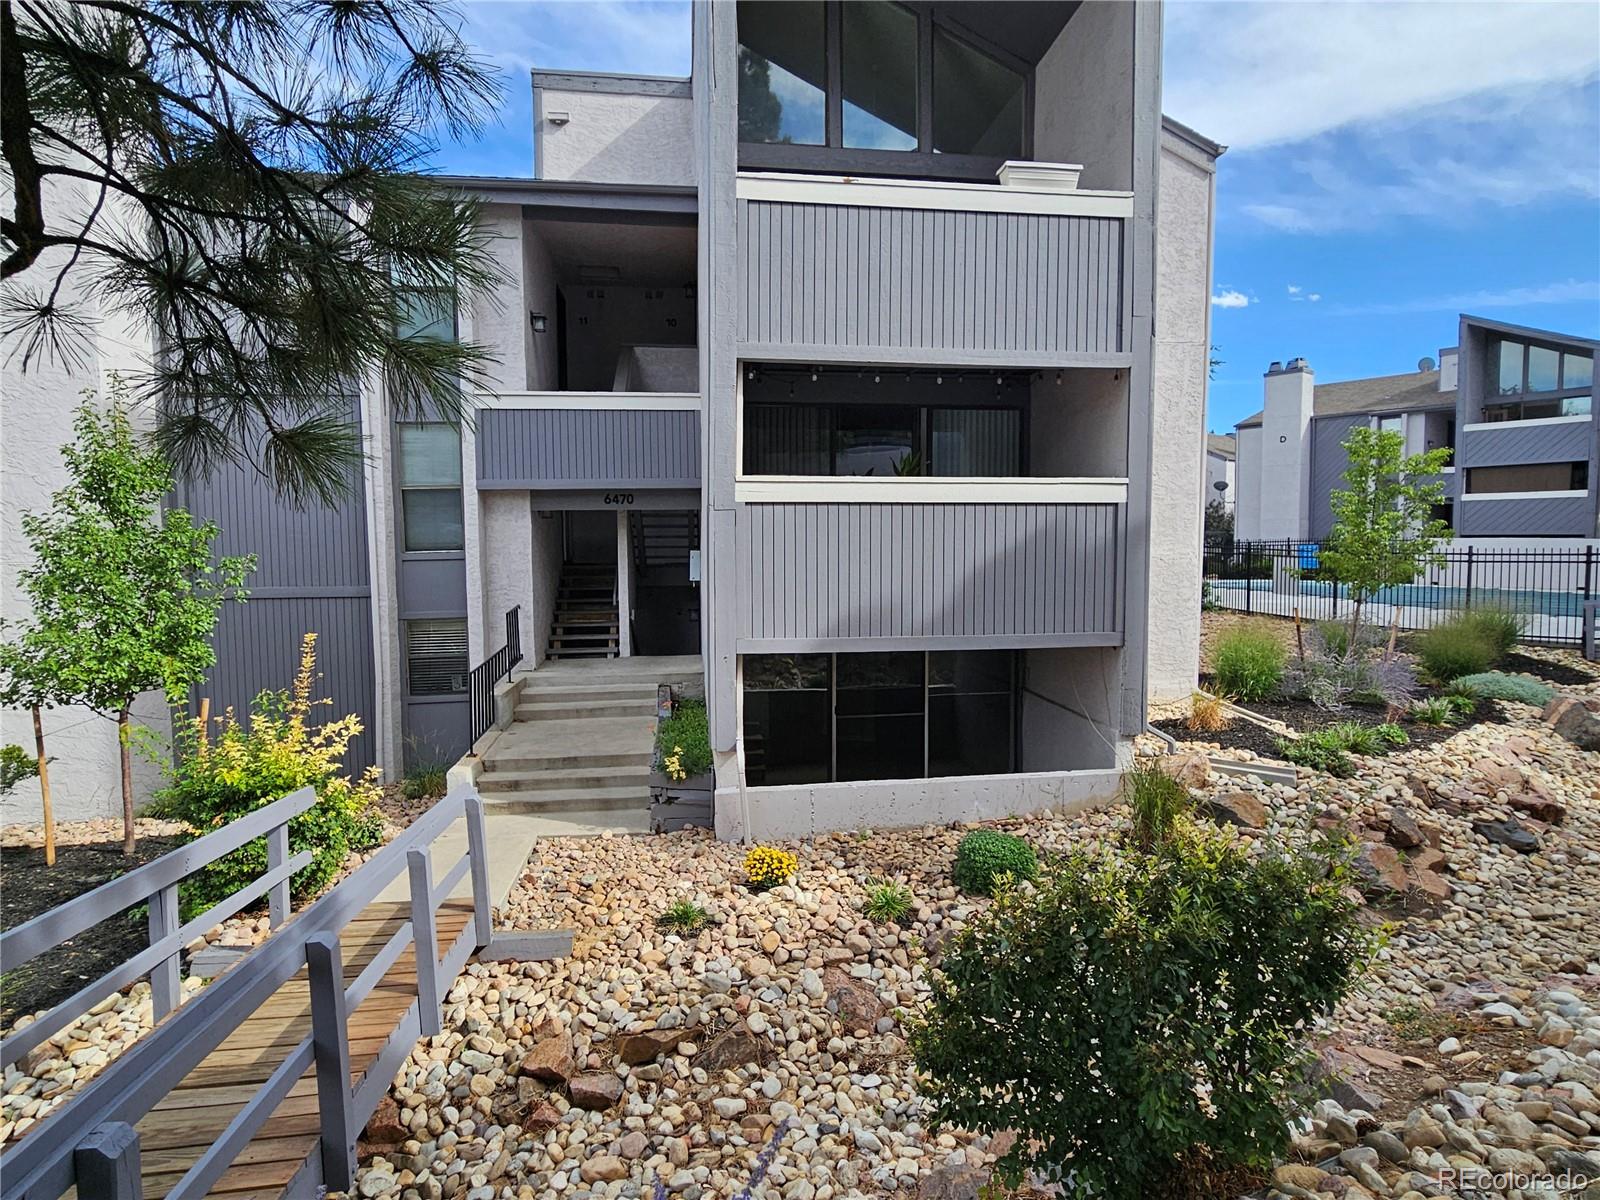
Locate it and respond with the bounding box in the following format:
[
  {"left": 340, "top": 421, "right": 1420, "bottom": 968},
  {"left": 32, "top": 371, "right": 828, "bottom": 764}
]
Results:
[{"left": 3, "top": 0, "right": 1224, "bottom": 832}]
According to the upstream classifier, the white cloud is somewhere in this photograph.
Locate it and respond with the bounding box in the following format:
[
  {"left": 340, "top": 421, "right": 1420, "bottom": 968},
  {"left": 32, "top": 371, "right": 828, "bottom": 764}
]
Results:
[
  {"left": 459, "top": 1, "right": 690, "bottom": 79},
  {"left": 1324, "top": 279, "right": 1600, "bottom": 317},
  {"left": 1164, "top": 2, "right": 1598, "bottom": 150},
  {"left": 1211, "top": 290, "right": 1251, "bottom": 309},
  {"left": 1308, "top": 293, "right": 1322, "bottom": 303},
  {"left": 1288, "top": 287, "right": 1323, "bottom": 304},
  {"left": 1286, "top": 284, "right": 1301, "bottom": 295}
]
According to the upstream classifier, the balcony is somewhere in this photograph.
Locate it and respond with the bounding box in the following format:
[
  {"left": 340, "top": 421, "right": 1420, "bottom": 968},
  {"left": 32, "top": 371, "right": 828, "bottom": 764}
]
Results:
[
  {"left": 735, "top": 172, "right": 1130, "bottom": 366},
  {"left": 732, "top": 477, "right": 1127, "bottom": 651},
  {"left": 1458, "top": 413, "right": 1592, "bottom": 470},
  {"left": 475, "top": 392, "right": 700, "bottom": 493}
]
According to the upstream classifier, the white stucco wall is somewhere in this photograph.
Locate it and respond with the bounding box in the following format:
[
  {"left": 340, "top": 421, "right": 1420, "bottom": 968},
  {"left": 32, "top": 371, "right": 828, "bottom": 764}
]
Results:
[
  {"left": 1145, "top": 128, "right": 1217, "bottom": 701},
  {"left": 1257, "top": 366, "right": 1316, "bottom": 541},
  {"left": 1032, "top": 2, "right": 1135, "bottom": 191},
  {"left": 536, "top": 86, "right": 694, "bottom": 187},
  {"left": 473, "top": 205, "right": 530, "bottom": 393},
  {"left": 1205, "top": 450, "right": 1236, "bottom": 510},
  {"left": 1, "top": 178, "right": 168, "bottom": 823}
]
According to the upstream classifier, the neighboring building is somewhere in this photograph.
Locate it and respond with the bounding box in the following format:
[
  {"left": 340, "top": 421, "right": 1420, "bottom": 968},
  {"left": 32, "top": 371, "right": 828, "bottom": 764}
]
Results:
[
  {"left": 4, "top": 1, "right": 1221, "bottom": 830},
  {"left": 1205, "top": 433, "right": 1236, "bottom": 513},
  {"left": 1233, "top": 315, "right": 1597, "bottom": 544}
]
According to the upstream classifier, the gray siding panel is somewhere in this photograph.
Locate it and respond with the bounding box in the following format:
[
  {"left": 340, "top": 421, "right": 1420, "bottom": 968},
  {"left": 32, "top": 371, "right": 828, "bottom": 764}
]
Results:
[
  {"left": 737, "top": 503, "right": 1123, "bottom": 647},
  {"left": 476, "top": 408, "right": 701, "bottom": 488},
  {"left": 738, "top": 201, "right": 1124, "bottom": 361},
  {"left": 175, "top": 447, "right": 376, "bottom": 772},
  {"left": 1459, "top": 420, "right": 1594, "bottom": 468},
  {"left": 1458, "top": 495, "right": 1596, "bottom": 537},
  {"left": 1308, "top": 415, "right": 1366, "bottom": 542}
]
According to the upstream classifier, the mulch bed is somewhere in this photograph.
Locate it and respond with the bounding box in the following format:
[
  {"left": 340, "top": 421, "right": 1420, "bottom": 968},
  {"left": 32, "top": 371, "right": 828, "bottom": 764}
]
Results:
[
  {"left": 1154, "top": 687, "right": 1504, "bottom": 762},
  {"left": 0, "top": 834, "right": 186, "bottom": 1026},
  {"left": 1500, "top": 650, "right": 1599, "bottom": 687}
]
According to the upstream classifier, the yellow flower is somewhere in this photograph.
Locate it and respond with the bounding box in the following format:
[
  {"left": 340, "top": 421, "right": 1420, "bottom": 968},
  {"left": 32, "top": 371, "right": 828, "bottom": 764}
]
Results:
[{"left": 744, "top": 845, "right": 798, "bottom": 890}]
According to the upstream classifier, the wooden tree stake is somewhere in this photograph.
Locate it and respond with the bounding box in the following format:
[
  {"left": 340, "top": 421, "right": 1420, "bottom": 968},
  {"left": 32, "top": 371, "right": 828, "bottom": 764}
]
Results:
[{"left": 33, "top": 706, "right": 54, "bottom": 868}]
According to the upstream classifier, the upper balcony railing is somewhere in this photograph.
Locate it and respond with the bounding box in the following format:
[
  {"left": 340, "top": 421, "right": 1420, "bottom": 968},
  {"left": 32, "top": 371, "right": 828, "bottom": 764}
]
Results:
[
  {"left": 1458, "top": 412, "right": 1593, "bottom": 471},
  {"left": 736, "top": 171, "right": 1131, "bottom": 368},
  {"left": 474, "top": 391, "right": 701, "bottom": 492}
]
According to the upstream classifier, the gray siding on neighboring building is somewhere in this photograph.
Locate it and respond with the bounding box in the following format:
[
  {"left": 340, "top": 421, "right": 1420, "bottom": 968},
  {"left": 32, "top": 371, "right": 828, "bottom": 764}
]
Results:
[
  {"left": 1457, "top": 495, "right": 1596, "bottom": 538},
  {"left": 1307, "top": 414, "right": 1365, "bottom": 542},
  {"left": 476, "top": 408, "right": 701, "bottom": 488},
  {"left": 175, "top": 450, "right": 376, "bottom": 771},
  {"left": 737, "top": 200, "right": 1125, "bottom": 363},
  {"left": 1458, "top": 419, "right": 1594, "bottom": 468},
  {"left": 735, "top": 502, "right": 1123, "bottom": 648}
]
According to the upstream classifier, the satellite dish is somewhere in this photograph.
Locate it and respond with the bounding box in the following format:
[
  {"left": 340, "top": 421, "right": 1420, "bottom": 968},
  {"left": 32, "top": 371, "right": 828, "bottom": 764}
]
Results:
[
  {"left": 1213, "top": 480, "right": 1228, "bottom": 492},
  {"left": 1418, "top": 356, "right": 1436, "bottom": 372}
]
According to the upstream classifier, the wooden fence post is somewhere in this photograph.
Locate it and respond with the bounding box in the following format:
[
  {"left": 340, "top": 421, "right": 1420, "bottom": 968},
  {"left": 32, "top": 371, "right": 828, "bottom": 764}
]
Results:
[
  {"left": 148, "top": 883, "right": 181, "bottom": 1020},
  {"left": 266, "top": 823, "right": 291, "bottom": 928},
  {"left": 307, "top": 932, "right": 355, "bottom": 1192},
  {"left": 408, "top": 847, "right": 442, "bottom": 1037},
  {"left": 464, "top": 794, "right": 493, "bottom": 949},
  {"left": 75, "top": 1121, "right": 142, "bottom": 1199}
]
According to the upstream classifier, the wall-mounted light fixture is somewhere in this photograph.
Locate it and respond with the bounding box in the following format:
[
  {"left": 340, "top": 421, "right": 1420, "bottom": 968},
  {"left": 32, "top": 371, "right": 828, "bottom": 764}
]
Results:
[
  {"left": 547, "top": 110, "right": 571, "bottom": 125},
  {"left": 530, "top": 312, "right": 548, "bottom": 333}
]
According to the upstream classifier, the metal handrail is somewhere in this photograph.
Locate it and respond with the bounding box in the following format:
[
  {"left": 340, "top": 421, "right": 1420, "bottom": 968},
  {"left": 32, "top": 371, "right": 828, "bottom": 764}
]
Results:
[
  {"left": 0, "top": 789, "right": 494, "bottom": 1200},
  {"left": 467, "top": 606, "right": 523, "bottom": 747},
  {"left": 0, "top": 787, "right": 319, "bottom": 1071}
]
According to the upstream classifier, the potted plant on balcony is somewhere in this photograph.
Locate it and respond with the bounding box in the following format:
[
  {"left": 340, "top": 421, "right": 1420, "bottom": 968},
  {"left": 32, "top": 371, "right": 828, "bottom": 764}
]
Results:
[{"left": 650, "top": 698, "right": 713, "bottom": 832}]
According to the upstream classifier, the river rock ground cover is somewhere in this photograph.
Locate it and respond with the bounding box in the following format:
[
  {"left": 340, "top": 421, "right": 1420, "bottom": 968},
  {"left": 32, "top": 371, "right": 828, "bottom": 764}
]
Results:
[{"left": 348, "top": 650, "right": 1598, "bottom": 1200}]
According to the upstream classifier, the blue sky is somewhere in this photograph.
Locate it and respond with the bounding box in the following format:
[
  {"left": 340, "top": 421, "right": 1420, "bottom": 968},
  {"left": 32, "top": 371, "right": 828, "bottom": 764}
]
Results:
[{"left": 443, "top": 1, "right": 1600, "bottom": 432}]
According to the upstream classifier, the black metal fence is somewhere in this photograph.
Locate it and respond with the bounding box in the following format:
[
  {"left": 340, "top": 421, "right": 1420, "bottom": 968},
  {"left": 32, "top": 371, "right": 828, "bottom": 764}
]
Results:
[
  {"left": 1202, "top": 539, "right": 1598, "bottom": 646},
  {"left": 467, "top": 606, "right": 523, "bottom": 747}
]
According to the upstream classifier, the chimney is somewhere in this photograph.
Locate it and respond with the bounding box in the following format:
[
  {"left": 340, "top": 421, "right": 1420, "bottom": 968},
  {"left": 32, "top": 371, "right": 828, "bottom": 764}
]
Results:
[
  {"left": 1255, "top": 357, "right": 1315, "bottom": 541},
  {"left": 1438, "top": 347, "right": 1459, "bottom": 392}
]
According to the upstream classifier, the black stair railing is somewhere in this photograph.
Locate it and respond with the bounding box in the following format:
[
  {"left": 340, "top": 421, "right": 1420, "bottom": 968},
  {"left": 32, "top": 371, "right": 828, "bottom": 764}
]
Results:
[{"left": 468, "top": 606, "right": 523, "bottom": 747}]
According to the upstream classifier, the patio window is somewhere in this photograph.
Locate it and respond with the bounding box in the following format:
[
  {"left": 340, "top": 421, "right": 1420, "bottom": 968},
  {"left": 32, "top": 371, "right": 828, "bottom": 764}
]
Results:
[{"left": 405, "top": 618, "right": 468, "bottom": 695}]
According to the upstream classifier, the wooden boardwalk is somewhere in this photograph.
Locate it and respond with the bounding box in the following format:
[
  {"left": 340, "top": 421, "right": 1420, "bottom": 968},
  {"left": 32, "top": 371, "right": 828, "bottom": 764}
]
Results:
[{"left": 87, "top": 898, "right": 474, "bottom": 1200}]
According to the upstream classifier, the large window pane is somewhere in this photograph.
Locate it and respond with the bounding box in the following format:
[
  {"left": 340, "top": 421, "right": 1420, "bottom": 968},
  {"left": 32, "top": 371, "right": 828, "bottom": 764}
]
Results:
[
  {"left": 746, "top": 404, "right": 832, "bottom": 475},
  {"left": 743, "top": 655, "right": 831, "bottom": 785},
  {"left": 928, "top": 651, "right": 1014, "bottom": 777},
  {"left": 1527, "top": 345, "right": 1560, "bottom": 393},
  {"left": 933, "top": 26, "right": 1024, "bottom": 158},
  {"left": 842, "top": 2, "right": 918, "bottom": 151},
  {"left": 930, "top": 409, "right": 1021, "bottom": 476},
  {"left": 1492, "top": 339, "right": 1524, "bottom": 395},
  {"left": 398, "top": 288, "right": 455, "bottom": 342},
  {"left": 398, "top": 424, "right": 463, "bottom": 486},
  {"left": 835, "top": 405, "right": 917, "bottom": 475},
  {"left": 402, "top": 489, "right": 464, "bottom": 551},
  {"left": 737, "top": 1, "right": 825, "bottom": 145},
  {"left": 406, "top": 618, "right": 467, "bottom": 695},
  {"left": 1563, "top": 353, "right": 1593, "bottom": 390},
  {"left": 835, "top": 653, "right": 924, "bottom": 782}
]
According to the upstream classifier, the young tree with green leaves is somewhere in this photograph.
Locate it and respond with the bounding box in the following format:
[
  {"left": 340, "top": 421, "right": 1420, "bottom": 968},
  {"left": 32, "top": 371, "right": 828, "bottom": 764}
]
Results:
[
  {"left": 1, "top": 0, "right": 502, "bottom": 502},
  {"left": 0, "top": 656, "right": 60, "bottom": 865},
  {"left": 0, "top": 396, "right": 253, "bottom": 853},
  {"left": 1319, "top": 426, "right": 1453, "bottom": 644}
]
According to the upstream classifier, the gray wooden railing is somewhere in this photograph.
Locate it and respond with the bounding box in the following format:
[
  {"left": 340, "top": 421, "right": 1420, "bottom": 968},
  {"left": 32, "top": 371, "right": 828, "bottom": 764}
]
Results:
[
  {"left": 0, "top": 788, "right": 497, "bottom": 1200},
  {"left": 0, "top": 787, "right": 319, "bottom": 1073}
]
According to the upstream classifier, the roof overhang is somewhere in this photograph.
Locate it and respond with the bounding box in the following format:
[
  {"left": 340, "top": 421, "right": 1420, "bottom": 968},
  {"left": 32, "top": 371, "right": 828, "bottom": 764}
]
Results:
[{"left": 433, "top": 175, "right": 697, "bottom": 220}]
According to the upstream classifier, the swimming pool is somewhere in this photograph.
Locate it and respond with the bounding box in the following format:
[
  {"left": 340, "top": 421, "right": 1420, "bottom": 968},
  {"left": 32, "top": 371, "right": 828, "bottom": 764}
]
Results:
[{"left": 1209, "top": 579, "right": 1590, "bottom": 618}]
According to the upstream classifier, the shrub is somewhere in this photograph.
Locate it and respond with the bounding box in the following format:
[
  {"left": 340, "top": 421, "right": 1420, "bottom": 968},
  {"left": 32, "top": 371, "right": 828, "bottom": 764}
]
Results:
[
  {"left": 656, "top": 899, "right": 712, "bottom": 935},
  {"left": 1460, "top": 605, "right": 1524, "bottom": 660},
  {"left": 1126, "top": 764, "right": 1190, "bottom": 851},
  {"left": 1451, "top": 672, "right": 1554, "bottom": 707},
  {"left": 744, "top": 844, "right": 798, "bottom": 891},
  {"left": 0, "top": 744, "right": 38, "bottom": 793},
  {"left": 1313, "top": 619, "right": 1384, "bottom": 660},
  {"left": 1211, "top": 624, "right": 1287, "bottom": 702},
  {"left": 402, "top": 763, "right": 448, "bottom": 801},
  {"left": 655, "top": 699, "right": 712, "bottom": 781},
  {"left": 863, "top": 881, "right": 913, "bottom": 924},
  {"left": 1275, "top": 730, "right": 1353, "bottom": 777},
  {"left": 1408, "top": 697, "right": 1458, "bottom": 727},
  {"left": 952, "top": 830, "right": 1038, "bottom": 896},
  {"left": 1186, "top": 691, "right": 1230, "bottom": 734},
  {"left": 1414, "top": 619, "right": 1495, "bottom": 683},
  {"left": 910, "top": 827, "right": 1377, "bottom": 1198},
  {"left": 1283, "top": 627, "right": 1417, "bottom": 711},
  {"left": 150, "top": 635, "right": 383, "bottom": 918}
]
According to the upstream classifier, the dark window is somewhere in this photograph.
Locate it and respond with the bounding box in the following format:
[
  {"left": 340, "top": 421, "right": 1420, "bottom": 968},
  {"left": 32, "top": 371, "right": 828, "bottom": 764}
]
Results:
[
  {"left": 928, "top": 651, "right": 1015, "bottom": 777},
  {"left": 1563, "top": 352, "right": 1593, "bottom": 390},
  {"left": 835, "top": 652, "right": 925, "bottom": 782},
  {"left": 744, "top": 401, "right": 1023, "bottom": 477},
  {"left": 742, "top": 655, "right": 831, "bottom": 785},
  {"left": 1465, "top": 462, "right": 1588, "bottom": 494},
  {"left": 933, "top": 24, "right": 1025, "bottom": 158},
  {"left": 406, "top": 618, "right": 468, "bottom": 695},
  {"left": 737, "top": 1, "right": 825, "bottom": 145},
  {"left": 741, "top": 650, "right": 1017, "bottom": 785},
  {"left": 1492, "top": 338, "right": 1524, "bottom": 395},
  {"left": 842, "top": 1, "right": 918, "bottom": 151},
  {"left": 736, "top": 0, "right": 1030, "bottom": 176},
  {"left": 397, "top": 282, "right": 456, "bottom": 342}
]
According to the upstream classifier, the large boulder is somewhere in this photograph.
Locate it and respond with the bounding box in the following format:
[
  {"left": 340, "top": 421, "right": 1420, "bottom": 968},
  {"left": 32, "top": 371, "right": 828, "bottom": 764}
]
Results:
[
  {"left": 1353, "top": 843, "right": 1408, "bottom": 902},
  {"left": 695, "top": 1028, "right": 766, "bottom": 1074},
  {"left": 1156, "top": 752, "right": 1210, "bottom": 789},
  {"left": 1473, "top": 818, "right": 1541, "bottom": 854},
  {"left": 519, "top": 1032, "right": 576, "bottom": 1083},
  {"left": 1552, "top": 700, "right": 1600, "bottom": 751},
  {"left": 568, "top": 1073, "right": 623, "bottom": 1110},
  {"left": 823, "top": 967, "right": 887, "bottom": 1032},
  {"left": 1207, "top": 791, "right": 1268, "bottom": 829},
  {"left": 616, "top": 1029, "right": 681, "bottom": 1065}
]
